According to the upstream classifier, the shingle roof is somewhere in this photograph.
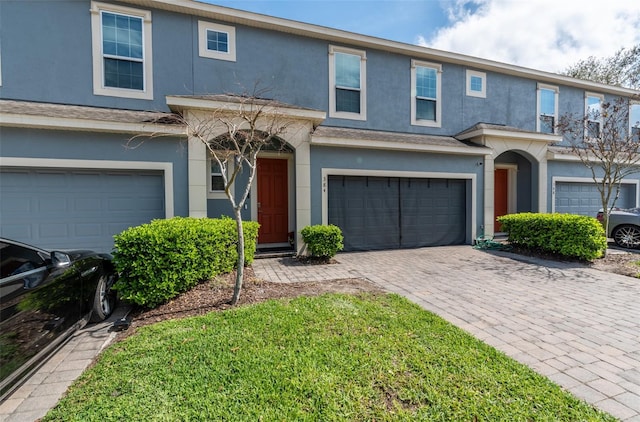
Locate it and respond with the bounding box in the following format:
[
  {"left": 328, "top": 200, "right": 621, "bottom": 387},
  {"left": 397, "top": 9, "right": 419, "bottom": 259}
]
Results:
[
  {"left": 313, "top": 126, "right": 485, "bottom": 150},
  {"left": 0, "top": 99, "right": 180, "bottom": 125}
]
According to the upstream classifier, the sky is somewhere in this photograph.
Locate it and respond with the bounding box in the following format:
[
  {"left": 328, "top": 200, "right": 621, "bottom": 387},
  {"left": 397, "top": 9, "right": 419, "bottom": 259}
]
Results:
[{"left": 204, "top": 0, "right": 640, "bottom": 74}]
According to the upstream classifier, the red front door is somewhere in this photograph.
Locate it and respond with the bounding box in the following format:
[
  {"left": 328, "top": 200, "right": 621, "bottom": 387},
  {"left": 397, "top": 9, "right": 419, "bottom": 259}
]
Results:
[
  {"left": 494, "top": 168, "right": 509, "bottom": 232},
  {"left": 257, "top": 158, "right": 289, "bottom": 244}
]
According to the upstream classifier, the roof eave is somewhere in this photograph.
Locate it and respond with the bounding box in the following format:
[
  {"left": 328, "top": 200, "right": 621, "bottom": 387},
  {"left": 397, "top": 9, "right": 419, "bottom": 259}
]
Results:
[
  {"left": 0, "top": 112, "right": 186, "bottom": 135},
  {"left": 166, "top": 95, "right": 327, "bottom": 124},
  {"left": 312, "top": 135, "right": 492, "bottom": 156}
]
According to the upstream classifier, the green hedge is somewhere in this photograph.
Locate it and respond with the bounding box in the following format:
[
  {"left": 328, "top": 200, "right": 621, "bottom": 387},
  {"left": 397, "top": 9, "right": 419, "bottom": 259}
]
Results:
[
  {"left": 112, "top": 217, "right": 259, "bottom": 308},
  {"left": 497, "top": 213, "right": 606, "bottom": 261},
  {"left": 301, "top": 224, "right": 344, "bottom": 258}
]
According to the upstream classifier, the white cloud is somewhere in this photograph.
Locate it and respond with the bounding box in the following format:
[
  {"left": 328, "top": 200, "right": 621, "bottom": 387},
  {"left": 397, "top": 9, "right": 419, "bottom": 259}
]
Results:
[{"left": 419, "top": 0, "right": 640, "bottom": 73}]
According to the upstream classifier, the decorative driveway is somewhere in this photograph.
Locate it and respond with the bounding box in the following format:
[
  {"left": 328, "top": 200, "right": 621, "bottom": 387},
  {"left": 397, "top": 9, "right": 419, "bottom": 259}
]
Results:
[{"left": 253, "top": 246, "right": 640, "bottom": 421}]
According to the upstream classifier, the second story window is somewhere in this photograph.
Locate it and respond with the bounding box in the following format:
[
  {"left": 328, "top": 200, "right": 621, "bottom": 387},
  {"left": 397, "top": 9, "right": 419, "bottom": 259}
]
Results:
[
  {"left": 411, "top": 60, "right": 441, "bottom": 127},
  {"left": 466, "top": 70, "right": 486, "bottom": 98},
  {"left": 102, "top": 12, "right": 143, "bottom": 90},
  {"left": 631, "top": 103, "right": 640, "bottom": 140},
  {"left": 90, "top": 1, "right": 153, "bottom": 100},
  {"left": 585, "top": 93, "right": 604, "bottom": 138},
  {"left": 537, "top": 84, "right": 558, "bottom": 134},
  {"left": 198, "top": 21, "right": 236, "bottom": 62},
  {"left": 329, "top": 46, "right": 366, "bottom": 120}
]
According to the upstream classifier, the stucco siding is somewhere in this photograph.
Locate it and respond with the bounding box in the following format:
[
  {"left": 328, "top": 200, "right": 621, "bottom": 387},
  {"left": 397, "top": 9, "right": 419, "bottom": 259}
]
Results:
[{"left": 0, "top": 127, "right": 189, "bottom": 217}]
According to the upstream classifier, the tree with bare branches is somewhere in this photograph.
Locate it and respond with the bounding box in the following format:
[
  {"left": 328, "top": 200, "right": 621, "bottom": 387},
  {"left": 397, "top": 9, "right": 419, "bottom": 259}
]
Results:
[
  {"left": 173, "top": 93, "right": 292, "bottom": 305},
  {"left": 563, "top": 44, "right": 640, "bottom": 90},
  {"left": 556, "top": 96, "right": 640, "bottom": 236}
]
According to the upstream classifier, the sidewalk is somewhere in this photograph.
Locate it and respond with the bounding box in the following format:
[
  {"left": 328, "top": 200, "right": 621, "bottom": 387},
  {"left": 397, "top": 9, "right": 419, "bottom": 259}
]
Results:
[{"left": 0, "top": 306, "right": 129, "bottom": 422}]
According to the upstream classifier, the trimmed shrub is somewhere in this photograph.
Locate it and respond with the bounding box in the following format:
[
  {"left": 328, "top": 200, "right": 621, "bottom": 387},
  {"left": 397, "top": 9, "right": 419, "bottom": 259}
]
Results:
[
  {"left": 497, "top": 213, "right": 607, "bottom": 261},
  {"left": 301, "top": 224, "right": 344, "bottom": 258},
  {"left": 112, "top": 217, "right": 259, "bottom": 308}
]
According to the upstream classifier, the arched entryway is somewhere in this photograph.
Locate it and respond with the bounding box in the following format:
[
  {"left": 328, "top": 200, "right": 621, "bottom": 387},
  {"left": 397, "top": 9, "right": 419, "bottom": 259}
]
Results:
[
  {"left": 494, "top": 150, "right": 537, "bottom": 232},
  {"left": 455, "top": 123, "right": 562, "bottom": 236}
]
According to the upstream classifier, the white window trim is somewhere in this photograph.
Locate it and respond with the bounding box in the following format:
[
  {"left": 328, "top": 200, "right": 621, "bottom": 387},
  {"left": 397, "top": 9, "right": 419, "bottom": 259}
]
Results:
[
  {"left": 585, "top": 92, "right": 604, "bottom": 138},
  {"left": 411, "top": 59, "right": 442, "bottom": 127},
  {"left": 90, "top": 1, "right": 153, "bottom": 100},
  {"left": 536, "top": 83, "right": 558, "bottom": 134},
  {"left": 198, "top": 21, "right": 236, "bottom": 62},
  {"left": 466, "top": 69, "right": 486, "bottom": 98},
  {"left": 207, "top": 155, "right": 234, "bottom": 200},
  {"left": 328, "top": 45, "right": 367, "bottom": 121}
]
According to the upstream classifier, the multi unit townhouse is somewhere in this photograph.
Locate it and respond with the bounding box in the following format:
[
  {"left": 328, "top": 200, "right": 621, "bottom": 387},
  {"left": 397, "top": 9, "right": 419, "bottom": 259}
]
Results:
[{"left": 1, "top": 0, "right": 639, "bottom": 253}]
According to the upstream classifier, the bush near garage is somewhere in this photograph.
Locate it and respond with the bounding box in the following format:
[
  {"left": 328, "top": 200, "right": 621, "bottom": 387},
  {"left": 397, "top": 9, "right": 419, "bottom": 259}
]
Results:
[
  {"left": 301, "top": 224, "right": 344, "bottom": 259},
  {"left": 497, "top": 213, "right": 607, "bottom": 261},
  {"left": 112, "top": 217, "right": 259, "bottom": 308}
]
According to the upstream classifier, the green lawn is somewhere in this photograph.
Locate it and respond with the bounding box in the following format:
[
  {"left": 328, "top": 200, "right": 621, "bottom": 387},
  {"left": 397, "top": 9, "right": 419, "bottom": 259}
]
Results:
[{"left": 44, "top": 294, "right": 614, "bottom": 421}]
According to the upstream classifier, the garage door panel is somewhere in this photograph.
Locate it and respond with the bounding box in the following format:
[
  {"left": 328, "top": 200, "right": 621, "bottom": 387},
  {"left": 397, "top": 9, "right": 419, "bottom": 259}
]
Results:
[
  {"left": 555, "top": 182, "right": 635, "bottom": 216},
  {"left": 329, "top": 175, "right": 466, "bottom": 251},
  {"left": 1, "top": 168, "right": 165, "bottom": 252}
]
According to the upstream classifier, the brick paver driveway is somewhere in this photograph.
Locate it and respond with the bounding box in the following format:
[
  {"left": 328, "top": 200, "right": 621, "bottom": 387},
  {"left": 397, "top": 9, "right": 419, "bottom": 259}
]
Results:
[{"left": 253, "top": 246, "right": 640, "bottom": 421}]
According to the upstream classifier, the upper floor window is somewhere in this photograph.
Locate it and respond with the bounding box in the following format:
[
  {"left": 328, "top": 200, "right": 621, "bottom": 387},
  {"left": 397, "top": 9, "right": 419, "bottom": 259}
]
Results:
[
  {"left": 537, "top": 83, "right": 558, "bottom": 134},
  {"left": 90, "top": 1, "right": 153, "bottom": 100},
  {"left": 411, "top": 60, "right": 441, "bottom": 127},
  {"left": 329, "top": 45, "right": 366, "bottom": 120},
  {"left": 198, "top": 21, "right": 236, "bottom": 62},
  {"left": 631, "top": 103, "right": 640, "bottom": 140},
  {"left": 585, "top": 93, "right": 604, "bottom": 138},
  {"left": 466, "top": 70, "right": 486, "bottom": 98}
]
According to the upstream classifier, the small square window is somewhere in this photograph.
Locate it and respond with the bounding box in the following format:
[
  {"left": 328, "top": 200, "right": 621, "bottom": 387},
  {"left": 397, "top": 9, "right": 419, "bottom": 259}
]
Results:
[
  {"left": 198, "top": 21, "right": 236, "bottom": 61},
  {"left": 207, "top": 30, "right": 229, "bottom": 53},
  {"left": 466, "top": 70, "right": 486, "bottom": 98}
]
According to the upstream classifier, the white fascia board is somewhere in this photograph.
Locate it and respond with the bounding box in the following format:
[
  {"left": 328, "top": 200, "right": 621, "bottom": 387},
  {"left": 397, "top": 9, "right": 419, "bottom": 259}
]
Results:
[
  {"left": 458, "top": 128, "right": 562, "bottom": 144},
  {"left": 547, "top": 150, "right": 582, "bottom": 162},
  {"left": 125, "top": 0, "right": 640, "bottom": 97},
  {"left": 312, "top": 135, "right": 492, "bottom": 156},
  {"left": 166, "top": 96, "right": 326, "bottom": 123},
  {"left": 0, "top": 113, "right": 186, "bottom": 135},
  {"left": 547, "top": 149, "right": 640, "bottom": 164}
]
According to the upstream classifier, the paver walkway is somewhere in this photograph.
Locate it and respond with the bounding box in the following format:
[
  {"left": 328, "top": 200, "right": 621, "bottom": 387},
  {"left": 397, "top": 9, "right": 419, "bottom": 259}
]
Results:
[
  {"left": 254, "top": 246, "right": 640, "bottom": 421},
  {"left": 0, "top": 306, "right": 128, "bottom": 422}
]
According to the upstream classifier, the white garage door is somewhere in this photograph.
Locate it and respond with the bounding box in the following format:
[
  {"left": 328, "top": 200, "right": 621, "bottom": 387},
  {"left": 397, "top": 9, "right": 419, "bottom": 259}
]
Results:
[
  {"left": 0, "top": 168, "right": 165, "bottom": 253},
  {"left": 555, "top": 182, "right": 635, "bottom": 216}
]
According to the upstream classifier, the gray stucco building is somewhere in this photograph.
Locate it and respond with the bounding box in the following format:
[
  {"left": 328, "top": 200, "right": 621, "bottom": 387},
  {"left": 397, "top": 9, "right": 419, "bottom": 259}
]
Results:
[{"left": 1, "top": 0, "right": 639, "bottom": 253}]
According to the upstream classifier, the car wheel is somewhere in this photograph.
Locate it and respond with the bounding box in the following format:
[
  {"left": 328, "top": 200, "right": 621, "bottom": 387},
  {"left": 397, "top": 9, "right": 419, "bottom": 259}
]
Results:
[
  {"left": 90, "top": 272, "right": 116, "bottom": 322},
  {"left": 612, "top": 225, "right": 640, "bottom": 249}
]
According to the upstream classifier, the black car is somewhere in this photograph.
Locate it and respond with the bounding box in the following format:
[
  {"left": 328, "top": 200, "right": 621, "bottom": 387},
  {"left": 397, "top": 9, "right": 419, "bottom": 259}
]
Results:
[{"left": 0, "top": 238, "right": 117, "bottom": 400}]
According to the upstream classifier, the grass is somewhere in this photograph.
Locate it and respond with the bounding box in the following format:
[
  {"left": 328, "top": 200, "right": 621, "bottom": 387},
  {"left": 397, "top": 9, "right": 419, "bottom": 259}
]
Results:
[{"left": 44, "top": 294, "right": 614, "bottom": 421}]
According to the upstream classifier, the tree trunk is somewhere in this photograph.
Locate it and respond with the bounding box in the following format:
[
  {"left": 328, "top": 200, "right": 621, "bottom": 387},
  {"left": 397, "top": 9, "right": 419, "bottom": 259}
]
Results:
[{"left": 230, "top": 208, "right": 245, "bottom": 305}]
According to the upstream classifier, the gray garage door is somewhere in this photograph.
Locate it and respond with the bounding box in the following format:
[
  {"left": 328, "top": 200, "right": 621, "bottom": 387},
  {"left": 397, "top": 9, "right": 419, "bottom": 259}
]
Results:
[
  {"left": 555, "top": 182, "right": 635, "bottom": 216},
  {"left": 0, "top": 168, "right": 165, "bottom": 253},
  {"left": 328, "top": 176, "right": 466, "bottom": 251}
]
